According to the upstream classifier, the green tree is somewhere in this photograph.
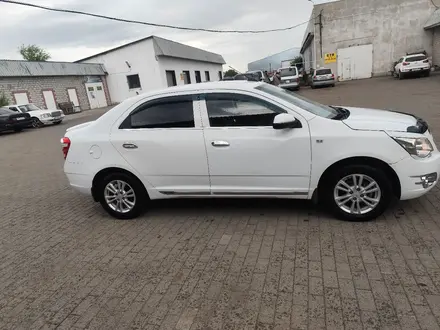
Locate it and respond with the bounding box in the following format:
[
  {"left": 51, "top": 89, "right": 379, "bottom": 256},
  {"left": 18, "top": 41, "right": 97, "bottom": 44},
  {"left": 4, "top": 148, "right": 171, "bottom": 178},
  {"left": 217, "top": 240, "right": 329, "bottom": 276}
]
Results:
[
  {"left": 224, "top": 69, "right": 238, "bottom": 77},
  {"left": 290, "top": 56, "right": 304, "bottom": 69},
  {"left": 0, "top": 92, "right": 9, "bottom": 107},
  {"left": 19, "top": 44, "right": 51, "bottom": 61}
]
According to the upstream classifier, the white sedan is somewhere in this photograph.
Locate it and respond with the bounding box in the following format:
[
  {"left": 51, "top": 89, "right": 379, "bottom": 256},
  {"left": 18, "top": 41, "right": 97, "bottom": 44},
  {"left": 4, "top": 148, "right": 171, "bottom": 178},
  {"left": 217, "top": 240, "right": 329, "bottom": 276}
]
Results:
[
  {"left": 8, "top": 103, "right": 64, "bottom": 127},
  {"left": 61, "top": 82, "right": 440, "bottom": 221}
]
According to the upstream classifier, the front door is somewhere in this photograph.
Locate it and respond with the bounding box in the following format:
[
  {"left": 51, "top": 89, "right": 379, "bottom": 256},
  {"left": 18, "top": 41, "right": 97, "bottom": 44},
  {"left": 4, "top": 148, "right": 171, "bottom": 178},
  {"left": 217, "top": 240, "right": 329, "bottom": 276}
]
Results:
[
  {"left": 85, "top": 82, "right": 107, "bottom": 109},
  {"left": 110, "top": 94, "right": 210, "bottom": 195},
  {"left": 200, "top": 92, "right": 311, "bottom": 196},
  {"left": 43, "top": 90, "right": 57, "bottom": 109}
]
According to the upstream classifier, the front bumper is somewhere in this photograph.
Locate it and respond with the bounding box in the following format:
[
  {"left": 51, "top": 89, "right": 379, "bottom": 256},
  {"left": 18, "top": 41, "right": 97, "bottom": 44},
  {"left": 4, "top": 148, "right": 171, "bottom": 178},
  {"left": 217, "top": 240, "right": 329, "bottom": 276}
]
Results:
[
  {"left": 41, "top": 117, "right": 64, "bottom": 125},
  {"left": 391, "top": 152, "right": 440, "bottom": 200}
]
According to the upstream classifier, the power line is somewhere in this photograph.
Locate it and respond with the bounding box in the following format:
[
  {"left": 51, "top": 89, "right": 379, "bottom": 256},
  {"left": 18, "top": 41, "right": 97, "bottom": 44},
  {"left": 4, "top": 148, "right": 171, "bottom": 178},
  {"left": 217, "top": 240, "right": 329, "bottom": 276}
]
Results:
[
  {"left": 430, "top": 0, "right": 439, "bottom": 9},
  {"left": 0, "top": 0, "right": 314, "bottom": 34}
]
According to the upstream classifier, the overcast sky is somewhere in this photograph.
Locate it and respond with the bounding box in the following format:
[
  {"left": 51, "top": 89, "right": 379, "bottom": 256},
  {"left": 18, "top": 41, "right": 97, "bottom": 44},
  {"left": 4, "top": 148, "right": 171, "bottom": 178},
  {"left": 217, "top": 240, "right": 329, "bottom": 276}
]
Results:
[{"left": 0, "top": 0, "right": 334, "bottom": 71}]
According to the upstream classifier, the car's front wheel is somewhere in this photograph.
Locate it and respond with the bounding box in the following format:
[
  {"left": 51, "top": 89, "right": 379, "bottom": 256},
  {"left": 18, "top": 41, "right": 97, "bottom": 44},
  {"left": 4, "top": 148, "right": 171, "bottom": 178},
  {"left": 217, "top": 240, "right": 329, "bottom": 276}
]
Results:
[
  {"left": 322, "top": 165, "right": 393, "bottom": 221},
  {"left": 98, "top": 172, "right": 147, "bottom": 219},
  {"left": 31, "top": 117, "right": 42, "bottom": 128}
]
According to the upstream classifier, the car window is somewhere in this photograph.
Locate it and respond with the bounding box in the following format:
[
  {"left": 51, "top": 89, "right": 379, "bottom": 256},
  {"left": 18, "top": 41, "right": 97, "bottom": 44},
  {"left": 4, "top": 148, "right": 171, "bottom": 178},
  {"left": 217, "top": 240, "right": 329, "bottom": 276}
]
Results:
[
  {"left": 256, "top": 84, "right": 338, "bottom": 119},
  {"left": 205, "top": 93, "right": 285, "bottom": 127},
  {"left": 280, "top": 68, "right": 298, "bottom": 77},
  {"left": 234, "top": 74, "right": 248, "bottom": 80},
  {"left": 19, "top": 106, "right": 28, "bottom": 112},
  {"left": 17, "top": 104, "right": 40, "bottom": 112},
  {"left": 398, "top": 58, "right": 404, "bottom": 63},
  {"left": 0, "top": 107, "right": 13, "bottom": 115},
  {"left": 406, "top": 55, "right": 427, "bottom": 62},
  {"left": 9, "top": 107, "right": 18, "bottom": 112},
  {"left": 316, "top": 69, "right": 332, "bottom": 75},
  {"left": 120, "top": 97, "right": 195, "bottom": 129}
]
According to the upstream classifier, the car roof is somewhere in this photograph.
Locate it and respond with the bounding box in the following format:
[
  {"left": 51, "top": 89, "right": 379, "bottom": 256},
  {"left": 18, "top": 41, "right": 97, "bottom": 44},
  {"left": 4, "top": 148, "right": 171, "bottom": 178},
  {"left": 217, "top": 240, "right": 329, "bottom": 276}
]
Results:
[{"left": 404, "top": 53, "right": 426, "bottom": 57}]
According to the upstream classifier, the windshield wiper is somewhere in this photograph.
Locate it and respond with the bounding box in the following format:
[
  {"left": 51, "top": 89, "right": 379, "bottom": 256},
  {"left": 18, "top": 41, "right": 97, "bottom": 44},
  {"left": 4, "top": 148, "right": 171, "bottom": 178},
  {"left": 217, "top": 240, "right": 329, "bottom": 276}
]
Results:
[{"left": 329, "top": 106, "right": 350, "bottom": 120}]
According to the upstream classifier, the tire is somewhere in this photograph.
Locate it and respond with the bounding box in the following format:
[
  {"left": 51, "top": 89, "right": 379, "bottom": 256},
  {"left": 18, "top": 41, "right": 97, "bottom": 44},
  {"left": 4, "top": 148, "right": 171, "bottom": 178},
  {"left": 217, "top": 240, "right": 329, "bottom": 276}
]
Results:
[
  {"left": 331, "top": 84, "right": 335, "bottom": 87},
  {"left": 14, "top": 128, "right": 23, "bottom": 132},
  {"left": 98, "top": 172, "right": 148, "bottom": 219},
  {"left": 53, "top": 121, "right": 62, "bottom": 125},
  {"left": 31, "top": 117, "right": 42, "bottom": 128},
  {"left": 425, "top": 70, "right": 431, "bottom": 77},
  {"left": 398, "top": 70, "right": 404, "bottom": 80},
  {"left": 320, "top": 164, "right": 393, "bottom": 221}
]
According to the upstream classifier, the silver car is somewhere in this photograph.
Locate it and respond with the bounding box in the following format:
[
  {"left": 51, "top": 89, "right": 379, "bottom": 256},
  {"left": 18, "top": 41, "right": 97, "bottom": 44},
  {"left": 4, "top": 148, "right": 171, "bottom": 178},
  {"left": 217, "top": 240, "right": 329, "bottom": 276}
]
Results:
[
  {"left": 279, "top": 67, "right": 300, "bottom": 91},
  {"left": 311, "top": 68, "right": 336, "bottom": 88}
]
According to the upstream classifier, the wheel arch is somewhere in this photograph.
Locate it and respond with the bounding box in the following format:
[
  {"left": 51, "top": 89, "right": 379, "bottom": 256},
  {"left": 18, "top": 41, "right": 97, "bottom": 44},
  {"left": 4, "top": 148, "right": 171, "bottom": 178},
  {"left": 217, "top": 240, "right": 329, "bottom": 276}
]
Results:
[
  {"left": 91, "top": 167, "right": 149, "bottom": 202},
  {"left": 316, "top": 156, "right": 401, "bottom": 200}
]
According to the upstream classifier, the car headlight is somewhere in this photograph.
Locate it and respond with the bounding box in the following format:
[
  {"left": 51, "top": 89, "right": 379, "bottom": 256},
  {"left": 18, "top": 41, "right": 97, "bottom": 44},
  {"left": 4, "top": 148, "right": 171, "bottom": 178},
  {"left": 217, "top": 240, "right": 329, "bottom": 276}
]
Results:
[
  {"left": 393, "top": 137, "right": 433, "bottom": 158},
  {"left": 41, "top": 113, "right": 51, "bottom": 119}
]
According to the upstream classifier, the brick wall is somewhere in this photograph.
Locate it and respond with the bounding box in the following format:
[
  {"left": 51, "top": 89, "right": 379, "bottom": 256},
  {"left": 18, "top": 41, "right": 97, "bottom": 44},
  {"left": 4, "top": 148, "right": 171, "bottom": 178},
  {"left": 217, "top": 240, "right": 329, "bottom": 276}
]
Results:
[
  {"left": 0, "top": 75, "right": 107, "bottom": 110},
  {"left": 433, "top": 27, "right": 440, "bottom": 67}
]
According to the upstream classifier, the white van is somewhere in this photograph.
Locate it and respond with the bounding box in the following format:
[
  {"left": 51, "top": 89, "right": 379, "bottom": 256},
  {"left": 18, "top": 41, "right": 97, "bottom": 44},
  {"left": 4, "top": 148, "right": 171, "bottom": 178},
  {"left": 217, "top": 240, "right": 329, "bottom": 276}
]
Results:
[{"left": 279, "top": 67, "right": 300, "bottom": 91}]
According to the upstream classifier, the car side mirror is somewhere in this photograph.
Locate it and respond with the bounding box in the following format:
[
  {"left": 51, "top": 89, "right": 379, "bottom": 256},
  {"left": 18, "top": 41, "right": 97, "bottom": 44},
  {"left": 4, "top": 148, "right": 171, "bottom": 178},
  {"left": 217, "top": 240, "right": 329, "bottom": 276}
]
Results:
[{"left": 273, "top": 113, "right": 302, "bottom": 129}]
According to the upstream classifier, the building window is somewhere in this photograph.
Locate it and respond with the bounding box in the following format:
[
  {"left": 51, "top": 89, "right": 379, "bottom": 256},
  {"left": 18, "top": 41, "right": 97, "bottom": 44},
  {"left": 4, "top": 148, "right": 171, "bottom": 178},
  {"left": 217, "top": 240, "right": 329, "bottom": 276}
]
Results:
[
  {"left": 218, "top": 71, "right": 223, "bottom": 80},
  {"left": 120, "top": 97, "right": 195, "bottom": 129},
  {"left": 183, "top": 71, "right": 191, "bottom": 84},
  {"left": 127, "top": 74, "right": 141, "bottom": 89},
  {"left": 195, "top": 71, "right": 202, "bottom": 83},
  {"left": 205, "top": 71, "right": 210, "bottom": 81},
  {"left": 165, "top": 70, "right": 177, "bottom": 87}
]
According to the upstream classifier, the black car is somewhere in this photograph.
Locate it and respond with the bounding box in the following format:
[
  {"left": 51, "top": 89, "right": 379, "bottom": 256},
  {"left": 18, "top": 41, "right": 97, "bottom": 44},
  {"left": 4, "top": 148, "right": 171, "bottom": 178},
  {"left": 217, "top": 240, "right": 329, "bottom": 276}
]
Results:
[{"left": 0, "top": 107, "right": 31, "bottom": 133}]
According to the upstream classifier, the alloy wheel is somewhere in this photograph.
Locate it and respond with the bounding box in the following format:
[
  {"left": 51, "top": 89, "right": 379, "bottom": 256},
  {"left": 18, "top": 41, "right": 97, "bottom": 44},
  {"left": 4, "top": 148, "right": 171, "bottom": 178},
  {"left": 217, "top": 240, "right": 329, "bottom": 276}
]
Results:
[
  {"left": 333, "top": 174, "right": 381, "bottom": 215},
  {"left": 104, "top": 180, "right": 136, "bottom": 214},
  {"left": 32, "top": 118, "right": 40, "bottom": 128}
]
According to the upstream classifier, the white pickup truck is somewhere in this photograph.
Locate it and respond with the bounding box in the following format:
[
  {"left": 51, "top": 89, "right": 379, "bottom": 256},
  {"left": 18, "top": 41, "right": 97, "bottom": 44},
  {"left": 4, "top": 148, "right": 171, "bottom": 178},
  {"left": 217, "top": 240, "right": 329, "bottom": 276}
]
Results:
[{"left": 7, "top": 103, "right": 64, "bottom": 127}]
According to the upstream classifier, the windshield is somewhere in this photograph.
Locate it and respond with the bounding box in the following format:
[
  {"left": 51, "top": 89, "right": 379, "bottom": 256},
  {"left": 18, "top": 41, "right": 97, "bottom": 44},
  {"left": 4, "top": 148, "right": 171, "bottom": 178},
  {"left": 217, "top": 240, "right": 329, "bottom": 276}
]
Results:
[
  {"left": 280, "top": 67, "right": 298, "bottom": 77},
  {"left": 256, "top": 84, "right": 338, "bottom": 119},
  {"left": 18, "top": 104, "right": 40, "bottom": 112},
  {"left": 316, "top": 69, "right": 332, "bottom": 75}
]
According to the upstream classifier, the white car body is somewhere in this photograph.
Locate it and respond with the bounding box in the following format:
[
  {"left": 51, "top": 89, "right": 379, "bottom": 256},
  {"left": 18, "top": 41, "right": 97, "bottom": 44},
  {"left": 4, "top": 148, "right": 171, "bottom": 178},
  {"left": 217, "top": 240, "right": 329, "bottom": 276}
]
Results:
[
  {"left": 8, "top": 104, "right": 64, "bottom": 126},
  {"left": 394, "top": 53, "right": 431, "bottom": 77},
  {"left": 62, "top": 81, "right": 440, "bottom": 220}
]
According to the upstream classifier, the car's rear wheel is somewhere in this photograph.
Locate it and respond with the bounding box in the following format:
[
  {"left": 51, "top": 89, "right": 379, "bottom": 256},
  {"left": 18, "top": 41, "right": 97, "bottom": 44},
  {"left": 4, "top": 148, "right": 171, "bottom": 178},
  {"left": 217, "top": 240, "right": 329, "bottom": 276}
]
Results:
[
  {"left": 98, "top": 172, "right": 147, "bottom": 219},
  {"left": 321, "top": 165, "right": 393, "bottom": 221},
  {"left": 398, "top": 70, "right": 405, "bottom": 80}
]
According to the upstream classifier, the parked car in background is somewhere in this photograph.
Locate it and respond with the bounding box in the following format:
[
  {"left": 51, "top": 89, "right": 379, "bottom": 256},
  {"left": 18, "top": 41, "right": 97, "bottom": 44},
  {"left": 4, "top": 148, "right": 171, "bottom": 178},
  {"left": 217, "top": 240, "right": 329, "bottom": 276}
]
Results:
[
  {"left": 233, "top": 73, "right": 260, "bottom": 81},
  {"left": 311, "top": 68, "right": 336, "bottom": 88},
  {"left": 246, "top": 70, "right": 270, "bottom": 83},
  {"left": 279, "top": 66, "right": 300, "bottom": 91},
  {"left": 394, "top": 53, "right": 431, "bottom": 79},
  {"left": 8, "top": 104, "right": 64, "bottom": 127},
  {"left": 0, "top": 107, "right": 31, "bottom": 133},
  {"left": 62, "top": 81, "right": 439, "bottom": 222},
  {"left": 221, "top": 76, "right": 234, "bottom": 81}
]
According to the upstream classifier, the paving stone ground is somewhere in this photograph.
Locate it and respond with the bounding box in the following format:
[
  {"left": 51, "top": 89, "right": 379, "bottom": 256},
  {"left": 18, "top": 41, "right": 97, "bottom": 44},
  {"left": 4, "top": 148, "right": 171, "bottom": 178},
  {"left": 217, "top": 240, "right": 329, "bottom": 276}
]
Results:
[{"left": 1, "top": 76, "right": 440, "bottom": 329}]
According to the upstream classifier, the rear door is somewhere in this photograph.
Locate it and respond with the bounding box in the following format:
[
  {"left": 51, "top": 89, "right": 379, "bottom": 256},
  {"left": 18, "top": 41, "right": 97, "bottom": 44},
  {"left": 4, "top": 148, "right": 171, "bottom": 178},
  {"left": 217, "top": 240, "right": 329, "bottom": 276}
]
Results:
[{"left": 110, "top": 94, "right": 210, "bottom": 195}]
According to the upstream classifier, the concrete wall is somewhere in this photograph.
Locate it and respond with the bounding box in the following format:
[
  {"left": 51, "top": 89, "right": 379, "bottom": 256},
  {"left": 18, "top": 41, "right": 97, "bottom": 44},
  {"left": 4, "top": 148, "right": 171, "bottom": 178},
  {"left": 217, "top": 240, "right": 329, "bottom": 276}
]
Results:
[
  {"left": 0, "top": 76, "right": 105, "bottom": 110},
  {"left": 433, "top": 27, "right": 440, "bottom": 66},
  {"left": 79, "top": 38, "right": 162, "bottom": 103},
  {"left": 302, "top": 0, "right": 436, "bottom": 78},
  {"left": 157, "top": 57, "right": 223, "bottom": 87}
]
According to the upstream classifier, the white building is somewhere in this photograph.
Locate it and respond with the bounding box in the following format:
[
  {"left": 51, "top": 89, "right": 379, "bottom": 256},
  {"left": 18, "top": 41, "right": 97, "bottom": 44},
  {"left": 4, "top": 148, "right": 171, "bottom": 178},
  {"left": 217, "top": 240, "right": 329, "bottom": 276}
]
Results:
[
  {"left": 76, "top": 36, "right": 225, "bottom": 103},
  {"left": 300, "top": 0, "right": 438, "bottom": 80}
]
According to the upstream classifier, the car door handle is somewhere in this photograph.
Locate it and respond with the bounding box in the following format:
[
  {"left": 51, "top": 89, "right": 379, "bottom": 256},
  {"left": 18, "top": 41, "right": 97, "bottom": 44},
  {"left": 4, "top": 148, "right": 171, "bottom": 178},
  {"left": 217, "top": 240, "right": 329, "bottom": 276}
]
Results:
[
  {"left": 211, "top": 141, "right": 230, "bottom": 147},
  {"left": 122, "top": 143, "right": 138, "bottom": 149}
]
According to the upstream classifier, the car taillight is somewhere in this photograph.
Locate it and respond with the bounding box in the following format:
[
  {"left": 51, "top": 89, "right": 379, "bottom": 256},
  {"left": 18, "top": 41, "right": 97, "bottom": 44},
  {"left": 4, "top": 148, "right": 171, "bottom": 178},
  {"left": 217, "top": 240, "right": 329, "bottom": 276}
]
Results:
[
  {"left": 402, "top": 62, "right": 409, "bottom": 66},
  {"left": 331, "top": 74, "right": 335, "bottom": 78},
  {"left": 313, "top": 76, "right": 317, "bottom": 79},
  {"left": 423, "top": 59, "right": 429, "bottom": 63},
  {"left": 61, "top": 137, "right": 71, "bottom": 159}
]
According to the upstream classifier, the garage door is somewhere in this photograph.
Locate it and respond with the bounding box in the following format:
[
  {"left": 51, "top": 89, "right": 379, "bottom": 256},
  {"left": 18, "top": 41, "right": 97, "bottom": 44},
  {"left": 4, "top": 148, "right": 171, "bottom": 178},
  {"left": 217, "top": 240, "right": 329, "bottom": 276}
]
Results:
[{"left": 337, "top": 44, "right": 373, "bottom": 81}]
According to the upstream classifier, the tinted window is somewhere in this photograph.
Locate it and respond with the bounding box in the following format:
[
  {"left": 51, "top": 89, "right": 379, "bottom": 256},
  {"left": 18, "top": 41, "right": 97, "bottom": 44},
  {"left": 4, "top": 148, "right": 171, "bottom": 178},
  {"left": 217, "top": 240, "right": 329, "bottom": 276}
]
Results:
[
  {"left": 256, "top": 84, "right": 338, "bottom": 119},
  {"left": 280, "top": 68, "right": 298, "bottom": 77},
  {"left": 121, "top": 98, "right": 194, "bottom": 129},
  {"left": 406, "top": 55, "right": 427, "bottom": 62},
  {"left": 206, "top": 93, "right": 284, "bottom": 127},
  {"left": 316, "top": 69, "right": 332, "bottom": 75}
]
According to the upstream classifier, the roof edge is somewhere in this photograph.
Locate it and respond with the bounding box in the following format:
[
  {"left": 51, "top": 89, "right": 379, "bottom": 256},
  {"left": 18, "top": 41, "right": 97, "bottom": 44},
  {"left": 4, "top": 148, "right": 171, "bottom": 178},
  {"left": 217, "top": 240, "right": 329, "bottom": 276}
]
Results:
[{"left": 300, "top": 32, "right": 314, "bottom": 54}]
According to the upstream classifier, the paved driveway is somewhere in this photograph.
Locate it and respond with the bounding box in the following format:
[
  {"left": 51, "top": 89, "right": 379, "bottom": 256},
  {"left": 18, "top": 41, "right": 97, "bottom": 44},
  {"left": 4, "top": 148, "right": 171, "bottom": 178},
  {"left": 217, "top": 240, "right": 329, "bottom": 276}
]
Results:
[{"left": 1, "top": 76, "right": 440, "bottom": 330}]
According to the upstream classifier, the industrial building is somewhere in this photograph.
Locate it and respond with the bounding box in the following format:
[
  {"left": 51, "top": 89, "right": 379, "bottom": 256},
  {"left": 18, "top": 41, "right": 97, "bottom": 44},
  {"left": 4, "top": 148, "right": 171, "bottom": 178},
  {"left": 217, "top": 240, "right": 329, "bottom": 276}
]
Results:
[
  {"left": 247, "top": 47, "right": 301, "bottom": 72},
  {"left": 0, "top": 60, "right": 110, "bottom": 111},
  {"left": 300, "top": 0, "right": 439, "bottom": 81},
  {"left": 76, "top": 36, "right": 226, "bottom": 103}
]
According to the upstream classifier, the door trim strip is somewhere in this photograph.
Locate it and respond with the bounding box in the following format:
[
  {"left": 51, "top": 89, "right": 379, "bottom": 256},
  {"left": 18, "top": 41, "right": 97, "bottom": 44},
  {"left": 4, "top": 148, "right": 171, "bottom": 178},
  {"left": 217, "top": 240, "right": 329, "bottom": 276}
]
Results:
[{"left": 159, "top": 190, "right": 309, "bottom": 196}]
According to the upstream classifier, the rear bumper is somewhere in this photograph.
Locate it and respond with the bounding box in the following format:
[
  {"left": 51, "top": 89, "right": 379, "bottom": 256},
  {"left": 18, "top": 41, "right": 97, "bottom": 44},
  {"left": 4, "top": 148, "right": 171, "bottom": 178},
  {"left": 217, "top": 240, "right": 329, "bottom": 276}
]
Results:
[
  {"left": 65, "top": 172, "right": 93, "bottom": 196},
  {"left": 401, "top": 66, "right": 430, "bottom": 73},
  {"left": 280, "top": 82, "right": 299, "bottom": 89},
  {"left": 391, "top": 153, "right": 440, "bottom": 200},
  {"left": 312, "top": 79, "right": 335, "bottom": 86}
]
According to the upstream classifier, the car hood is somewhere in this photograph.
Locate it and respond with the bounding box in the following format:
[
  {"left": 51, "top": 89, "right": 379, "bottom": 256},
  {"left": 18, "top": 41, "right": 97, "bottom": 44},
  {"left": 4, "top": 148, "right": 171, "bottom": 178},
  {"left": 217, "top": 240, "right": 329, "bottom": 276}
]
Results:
[{"left": 340, "top": 106, "right": 422, "bottom": 133}]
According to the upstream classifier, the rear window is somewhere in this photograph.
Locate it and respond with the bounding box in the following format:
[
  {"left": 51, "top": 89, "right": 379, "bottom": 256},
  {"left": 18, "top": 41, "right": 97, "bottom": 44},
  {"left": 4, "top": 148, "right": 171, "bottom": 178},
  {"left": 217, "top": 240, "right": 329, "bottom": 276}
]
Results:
[
  {"left": 0, "top": 107, "right": 13, "bottom": 115},
  {"left": 316, "top": 69, "right": 332, "bottom": 75},
  {"left": 406, "top": 55, "right": 427, "bottom": 62},
  {"left": 280, "top": 67, "right": 298, "bottom": 77}
]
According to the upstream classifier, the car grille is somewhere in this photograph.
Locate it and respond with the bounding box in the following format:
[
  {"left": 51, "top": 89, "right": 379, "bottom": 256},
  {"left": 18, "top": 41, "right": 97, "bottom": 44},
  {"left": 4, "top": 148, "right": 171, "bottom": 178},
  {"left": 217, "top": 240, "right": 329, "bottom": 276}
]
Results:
[{"left": 51, "top": 111, "right": 62, "bottom": 117}]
